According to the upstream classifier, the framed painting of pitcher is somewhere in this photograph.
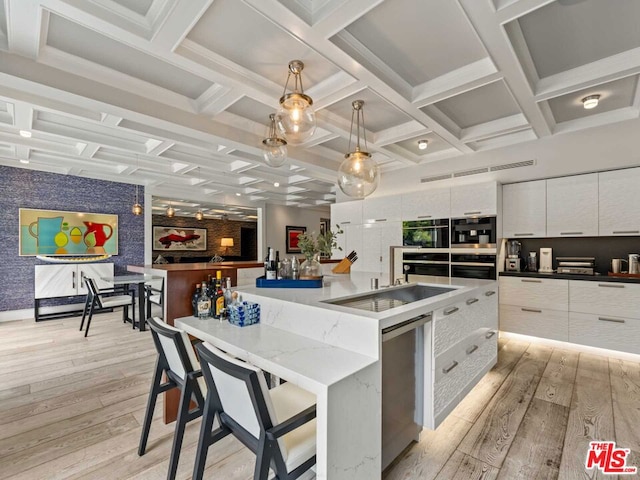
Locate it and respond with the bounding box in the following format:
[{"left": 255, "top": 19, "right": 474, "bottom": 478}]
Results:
[{"left": 19, "top": 208, "right": 118, "bottom": 256}]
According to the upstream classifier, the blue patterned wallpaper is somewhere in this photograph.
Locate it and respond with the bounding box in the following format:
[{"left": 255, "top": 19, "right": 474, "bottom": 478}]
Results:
[{"left": 0, "top": 165, "right": 144, "bottom": 312}]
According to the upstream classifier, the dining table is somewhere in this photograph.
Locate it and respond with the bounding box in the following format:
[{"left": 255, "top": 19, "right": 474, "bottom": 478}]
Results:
[{"left": 101, "top": 273, "right": 162, "bottom": 331}]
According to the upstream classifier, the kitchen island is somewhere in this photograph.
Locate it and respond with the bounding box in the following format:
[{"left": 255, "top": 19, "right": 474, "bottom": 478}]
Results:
[{"left": 176, "top": 272, "right": 498, "bottom": 480}]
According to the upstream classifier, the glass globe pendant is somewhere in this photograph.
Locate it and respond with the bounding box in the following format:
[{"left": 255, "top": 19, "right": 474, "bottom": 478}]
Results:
[
  {"left": 131, "top": 184, "right": 143, "bottom": 215},
  {"left": 275, "top": 60, "right": 316, "bottom": 144},
  {"left": 337, "top": 100, "right": 379, "bottom": 198},
  {"left": 262, "top": 113, "right": 288, "bottom": 167}
]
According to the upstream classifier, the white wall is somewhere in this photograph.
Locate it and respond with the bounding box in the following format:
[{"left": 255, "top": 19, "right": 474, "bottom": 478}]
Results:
[
  {"left": 364, "top": 116, "right": 640, "bottom": 200},
  {"left": 264, "top": 204, "right": 331, "bottom": 258}
]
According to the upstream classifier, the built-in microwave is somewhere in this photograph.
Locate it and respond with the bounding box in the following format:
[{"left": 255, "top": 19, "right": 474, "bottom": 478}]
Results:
[
  {"left": 402, "top": 219, "right": 449, "bottom": 248},
  {"left": 450, "top": 216, "right": 497, "bottom": 248},
  {"left": 402, "top": 251, "right": 449, "bottom": 279}
]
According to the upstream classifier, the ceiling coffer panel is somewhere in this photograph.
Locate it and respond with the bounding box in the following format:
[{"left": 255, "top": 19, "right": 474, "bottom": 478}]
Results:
[
  {"left": 429, "top": 81, "right": 521, "bottom": 129},
  {"left": 46, "top": 14, "right": 212, "bottom": 99},
  {"left": 516, "top": 0, "right": 640, "bottom": 78},
  {"left": 339, "top": 0, "right": 487, "bottom": 86},
  {"left": 186, "top": 0, "right": 339, "bottom": 86}
]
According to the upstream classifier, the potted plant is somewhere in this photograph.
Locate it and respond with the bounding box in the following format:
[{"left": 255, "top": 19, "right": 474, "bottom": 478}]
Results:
[{"left": 296, "top": 226, "right": 343, "bottom": 278}]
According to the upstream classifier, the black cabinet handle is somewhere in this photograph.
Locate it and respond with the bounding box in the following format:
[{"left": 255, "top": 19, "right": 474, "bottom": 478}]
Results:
[
  {"left": 444, "top": 306, "right": 459, "bottom": 316},
  {"left": 485, "top": 330, "right": 497, "bottom": 339},
  {"left": 522, "top": 308, "right": 542, "bottom": 313},
  {"left": 466, "top": 298, "right": 479, "bottom": 305},
  {"left": 442, "top": 361, "right": 459, "bottom": 374},
  {"left": 598, "top": 283, "right": 625, "bottom": 288},
  {"left": 485, "top": 290, "right": 496, "bottom": 296},
  {"left": 598, "top": 317, "right": 625, "bottom": 324},
  {"left": 466, "top": 344, "right": 479, "bottom": 355}
]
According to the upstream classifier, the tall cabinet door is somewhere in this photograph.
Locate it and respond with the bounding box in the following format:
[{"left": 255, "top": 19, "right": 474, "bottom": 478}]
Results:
[
  {"left": 546, "top": 173, "right": 598, "bottom": 237},
  {"left": 599, "top": 167, "right": 640, "bottom": 236},
  {"left": 344, "top": 224, "right": 364, "bottom": 271},
  {"left": 331, "top": 201, "right": 363, "bottom": 258},
  {"left": 502, "top": 180, "right": 546, "bottom": 238},
  {"left": 450, "top": 182, "right": 497, "bottom": 218}
]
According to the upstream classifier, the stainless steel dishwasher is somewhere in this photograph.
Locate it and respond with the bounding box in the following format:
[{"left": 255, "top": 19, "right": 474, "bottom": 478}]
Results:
[{"left": 381, "top": 312, "right": 431, "bottom": 471}]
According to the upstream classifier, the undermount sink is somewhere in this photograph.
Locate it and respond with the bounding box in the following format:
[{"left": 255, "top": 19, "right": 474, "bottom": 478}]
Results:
[{"left": 323, "top": 284, "right": 456, "bottom": 313}]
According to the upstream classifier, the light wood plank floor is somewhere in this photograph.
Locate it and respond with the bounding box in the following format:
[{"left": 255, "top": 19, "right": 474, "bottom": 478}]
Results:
[{"left": 1, "top": 313, "right": 639, "bottom": 479}]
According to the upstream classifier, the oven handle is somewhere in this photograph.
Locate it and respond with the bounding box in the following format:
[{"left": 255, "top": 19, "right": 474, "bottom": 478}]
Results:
[
  {"left": 403, "top": 260, "right": 450, "bottom": 265},
  {"left": 451, "top": 262, "right": 496, "bottom": 267},
  {"left": 402, "top": 225, "right": 449, "bottom": 230}
]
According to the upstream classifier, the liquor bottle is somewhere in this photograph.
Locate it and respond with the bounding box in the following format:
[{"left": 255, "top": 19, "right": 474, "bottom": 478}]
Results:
[
  {"left": 264, "top": 248, "right": 271, "bottom": 277},
  {"left": 266, "top": 248, "right": 277, "bottom": 279},
  {"left": 192, "top": 283, "right": 201, "bottom": 317},
  {"left": 223, "top": 277, "right": 232, "bottom": 310},
  {"left": 197, "top": 283, "right": 211, "bottom": 319},
  {"left": 275, "top": 250, "right": 281, "bottom": 279},
  {"left": 292, "top": 256, "right": 300, "bottom": 280},
  {"left": 214, "top": 278, "right": 224, "bottom": 320}
]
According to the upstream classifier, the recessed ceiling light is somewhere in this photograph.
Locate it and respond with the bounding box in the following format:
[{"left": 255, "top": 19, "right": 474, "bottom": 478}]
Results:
[
  {"left": 274, "top": 182, "right": 280, "bottom": 187},
  {"left": 582, "top": 95, "right": 600, "bottom": 109},
  {"left": 418, "top": 139, "right": 428, "bottom": 150},
  {"left": 19, "top": 159, "right": 29, "bottom": 164},
  {"left": 236, "top": 192, "right": 241, "bottom": 196},
  {"left": 19, "top": 130, "right": 32, "bottom": 138}
]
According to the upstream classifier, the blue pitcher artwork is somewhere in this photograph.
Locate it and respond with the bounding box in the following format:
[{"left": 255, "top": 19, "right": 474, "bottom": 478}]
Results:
[{"left": 19, "top": 208, "right": 118, "bottom": 256}]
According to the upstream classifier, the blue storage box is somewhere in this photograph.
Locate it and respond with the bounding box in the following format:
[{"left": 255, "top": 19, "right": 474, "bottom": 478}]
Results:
[
  {"left": 255, "top": 276, "right": 323, "bottom": 288},
  {"left": 228, "top": 301, "right": 260, "bottom": 327}
]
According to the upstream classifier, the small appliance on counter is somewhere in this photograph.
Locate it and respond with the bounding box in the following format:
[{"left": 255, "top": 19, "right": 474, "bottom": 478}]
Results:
[
  {"left": 539, "top": 247, "right": 553, "bottom": 273},
  {"left": 556, "top": 257, "right": 596, "bottom": 275},
  {"left": 527, "top": 252, "right": 537, "bottom": 272},
  {"left": 505, "top": 240, "right": 522, "bottom": 271}
]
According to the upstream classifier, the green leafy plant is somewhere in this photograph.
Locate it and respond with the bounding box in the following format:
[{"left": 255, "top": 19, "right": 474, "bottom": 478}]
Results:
[{"left": 296, "top": 225, "right": 343, "bottom": 258}]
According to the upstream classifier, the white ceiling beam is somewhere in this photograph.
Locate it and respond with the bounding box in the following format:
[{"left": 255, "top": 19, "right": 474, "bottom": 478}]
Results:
[
  {"left": 553, "top": 107, "right": 639, "bottom": 136},
  {"left": 307, "top": 0, "right": 384, "bottom": 38},
  {"left": 412, "top": 58, "right": 501, "bottom": 106},
  {"left": 535, "top": 48, "right": 640, "bottom": 101},
  {"left": 150, "top": 0, "right": 213, "bottom": 51},
  {"left": 6, "top": 0, "right": 43, "bottom": 59},
  {"left": 495, "top": 0, "right": 556, "bottom": 24},
  {"left": 373, "top": 121, "right": 430, "bottom": 147},
  {"left": 459, "top": 0, "right": 551, "bottom": 137},
  {"left": 460, "top": 113, "right": 530, "bottom": 142}
]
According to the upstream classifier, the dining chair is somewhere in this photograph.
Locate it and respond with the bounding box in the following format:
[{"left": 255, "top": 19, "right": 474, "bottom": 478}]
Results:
[
  {"left": 193, "top": 342, "right": 317, "bottom": 480},
  {"left": 79, "top": 277, "right": 135, "bottom": 337},
  {"left": 139, "top": 317, "right": 205, "bottom": 480},
  {"left": 144, "top": 278, "right": 164, "bottom": 319}
]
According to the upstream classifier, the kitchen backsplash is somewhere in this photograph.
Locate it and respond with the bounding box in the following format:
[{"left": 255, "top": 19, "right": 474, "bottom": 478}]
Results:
[{"left": 514, "top": 237, "right": 640, "bottom": 275}]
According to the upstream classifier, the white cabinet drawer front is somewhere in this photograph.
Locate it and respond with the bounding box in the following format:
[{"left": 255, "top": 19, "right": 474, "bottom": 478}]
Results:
[
  {"left": 499, "top": 276, "right": 569, "bottom": 311},
  {"left": 434, "top": 292, "right": 497, "bottom": 356},
  {"left": 434, "top": 334, "right": 497, "bottom": 417},
  {"left": 569, "top": 281, "right": 640, "bottom": 319},
  {"left": 499, "top": 305, "right": 569, "bottom": 341},
  {"left": 569, "top": 312, "right": 640, "bottom": 355},
  {"left": 434, "top": 328, "right": 497, "bottom": 383}
]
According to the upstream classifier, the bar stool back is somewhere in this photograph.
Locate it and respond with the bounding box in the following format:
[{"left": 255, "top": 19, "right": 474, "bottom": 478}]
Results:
[
  {"left": 139, "top": 317, "right": 205, "bottom": 480},
  {"left": 194, "top": 342, "right": 317, "bottom": 480},
  {"left": 79, "top": 277, "right": 135, "bottom": 337}
]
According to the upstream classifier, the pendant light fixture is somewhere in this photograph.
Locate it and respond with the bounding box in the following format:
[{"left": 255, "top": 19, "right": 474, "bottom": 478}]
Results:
[
  {"left": 166, "top": 201, "right": 175, "bottom": 218},
  {"left": 262, "top": 113, "right": 287, "bottom": 167},
  {"left": 275, "top": 60, "right": 316, "bottom": 144},
  {"left": 337, "top": 100, "right": 379, "bottom": 199},
  {"left": 131, "top": 155, "right": 143, "bottom": 216}
]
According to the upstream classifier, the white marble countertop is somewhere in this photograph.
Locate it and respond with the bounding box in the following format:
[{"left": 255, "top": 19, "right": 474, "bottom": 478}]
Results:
[
  {"left": 238, "top": 271, "right": 496, "bottom": 330},
  {"left": 175, "top": 316, "right": 377, "bottom": 392}
]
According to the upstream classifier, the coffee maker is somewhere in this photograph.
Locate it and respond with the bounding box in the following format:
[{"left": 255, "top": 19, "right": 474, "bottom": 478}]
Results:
[{"left": 506, "top": 240, "right": 522, "bottom": 271}]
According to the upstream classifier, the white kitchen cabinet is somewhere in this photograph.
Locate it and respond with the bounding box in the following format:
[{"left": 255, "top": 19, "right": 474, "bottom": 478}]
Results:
[
  {"left": 362, "top": 195, "right": 402, "bottom": 224},
  {"left": 569, "top": 312, "right": 640, "bottom": 355},
  {"left": 546, "top": 173, "right": 598, "bottom": 237},
  {"left": 499, "top": 276, "right": 568, "bottom": 311},
  {"left": 450, "top": 182, "right": 498, "bottom": 218},
  {"left": 569, "top": 280, "right": 640, "bottom": 320},
  {"left": 401, "top": 188, "right": 450, "bottom": 221},
  {"left": 331, "top": 200, "right": 363, "bottom": 228},
  {"left": 425, "top": 284, "right": 498, "bottom": 428},
  {"left": 502, "top": 180, "right": 546, "bottom": 238},
  {"left": 340, "top": 224, "right": 364, "bottom": 267},
  {"left": 598, "top": 167, "right": 640, "bottom": 236},
  {"left": 35, "top": 263, "right": 114, "bottom": 299},
  {"left": 499, "top": 304, "right": 569, "bottom": 341},
  {"left": 351, "top": 222, "right": 401, "bottom": 275}
]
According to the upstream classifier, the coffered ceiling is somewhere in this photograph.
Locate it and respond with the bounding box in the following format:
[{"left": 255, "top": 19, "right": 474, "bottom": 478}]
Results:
[{"left": 0, "top": 0, "right": 638, "bottom": 207}]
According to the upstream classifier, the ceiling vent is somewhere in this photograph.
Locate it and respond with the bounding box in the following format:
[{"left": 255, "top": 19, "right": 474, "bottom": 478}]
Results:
[
  {"left": 490, "top": 159, "right": 536, "bottom": 171},
  {"left": 420, "top": 173, "right": 452, "bottom": 183},
  {"left": 454, "top": 167, "right": 489, "bottom": 178},
  {"left": 420, "top": 159, "right": 536, "bottom": 184}
]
